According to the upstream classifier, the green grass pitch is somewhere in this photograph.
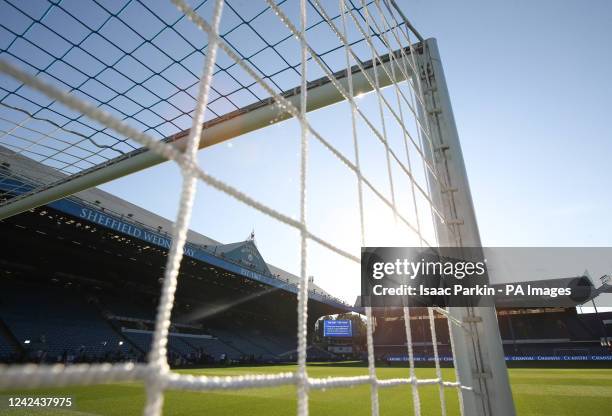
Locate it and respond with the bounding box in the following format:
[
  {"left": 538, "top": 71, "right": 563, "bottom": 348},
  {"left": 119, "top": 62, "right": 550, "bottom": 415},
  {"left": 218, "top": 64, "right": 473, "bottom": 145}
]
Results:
[{"left": 1, "top": 365, "right": 611, "bottom": 415}]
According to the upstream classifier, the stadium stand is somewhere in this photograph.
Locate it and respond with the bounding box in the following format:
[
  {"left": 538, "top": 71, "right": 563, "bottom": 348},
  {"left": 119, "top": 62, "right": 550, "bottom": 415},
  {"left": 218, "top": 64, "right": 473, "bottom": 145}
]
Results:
[
  {"left": 0, "top": 155, "right": 349, "bottom": 365},
  {"left": 0, "top": 273, "right": 308, "bottom": 365},
  {"left": 0, "top": 330, "right": 18, "bottom": 362},
  {"left": 372, "top": 307, "right": 612, "bottom": 364},
  {"left": 0, "top": 285, "right": 133, "bottom": 363}
]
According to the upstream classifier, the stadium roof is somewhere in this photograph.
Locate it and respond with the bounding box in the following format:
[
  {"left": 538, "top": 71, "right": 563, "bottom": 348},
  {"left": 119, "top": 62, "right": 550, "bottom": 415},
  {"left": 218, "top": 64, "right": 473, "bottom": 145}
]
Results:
[{"left": 210, "top": 239, "right": 272, "bottom": 277}]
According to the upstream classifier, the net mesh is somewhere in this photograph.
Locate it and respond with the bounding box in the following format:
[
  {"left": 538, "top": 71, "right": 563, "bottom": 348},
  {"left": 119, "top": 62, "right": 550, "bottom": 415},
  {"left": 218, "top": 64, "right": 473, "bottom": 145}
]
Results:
[{"left": 0, "top": 1, "right": 473, "bottom": 415}]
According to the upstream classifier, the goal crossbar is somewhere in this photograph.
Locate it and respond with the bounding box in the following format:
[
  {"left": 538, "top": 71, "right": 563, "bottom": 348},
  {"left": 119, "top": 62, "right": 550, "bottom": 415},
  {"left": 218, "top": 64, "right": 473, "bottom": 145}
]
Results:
[{"left": 0, "top": 45, "right": 418, "bottom": 221}]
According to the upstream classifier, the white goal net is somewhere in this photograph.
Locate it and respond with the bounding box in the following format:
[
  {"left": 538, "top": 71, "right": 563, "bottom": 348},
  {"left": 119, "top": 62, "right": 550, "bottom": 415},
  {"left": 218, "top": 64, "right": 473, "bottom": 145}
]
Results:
[{"left": 0, "top": 0, "right": 514, "bottom": 415}]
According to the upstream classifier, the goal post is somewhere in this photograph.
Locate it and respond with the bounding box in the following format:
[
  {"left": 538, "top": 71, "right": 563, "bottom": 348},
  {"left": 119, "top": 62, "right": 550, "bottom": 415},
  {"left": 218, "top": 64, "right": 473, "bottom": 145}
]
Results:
[
  {"left": 0, "top": 49, "right": 411, "bottom": 221},
  {"left": 417, "top": 38, "right": 516, "bottom": 416}
]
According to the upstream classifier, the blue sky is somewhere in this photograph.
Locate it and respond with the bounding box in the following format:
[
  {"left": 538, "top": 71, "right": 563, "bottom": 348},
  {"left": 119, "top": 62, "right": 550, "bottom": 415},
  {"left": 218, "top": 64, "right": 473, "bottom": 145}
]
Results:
[
  {"left": 88, "top": 0, "right": 612, "bottom": 302},
  {"left": 406, "top": 0, "right": 612, "bottom": 247}
]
